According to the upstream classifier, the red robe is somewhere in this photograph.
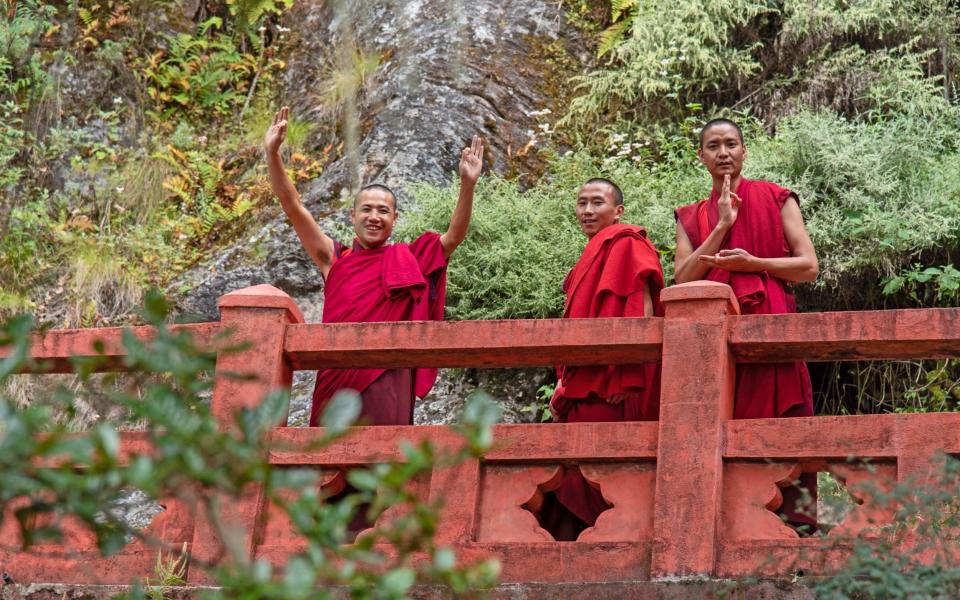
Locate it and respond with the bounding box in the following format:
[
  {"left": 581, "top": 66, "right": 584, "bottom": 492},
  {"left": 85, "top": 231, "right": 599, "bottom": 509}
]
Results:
[
  {"left": 549, "top": 224, "right": 665, "bottom": 527},
  {"left": 309, "top": 232, "right": 447, "bottom": 426},
  {"left": 676, "top": 179, "right": 816, "bottom": 529},
  {"left": 675, "top": 178, "right": 813, "bottom": 419}
]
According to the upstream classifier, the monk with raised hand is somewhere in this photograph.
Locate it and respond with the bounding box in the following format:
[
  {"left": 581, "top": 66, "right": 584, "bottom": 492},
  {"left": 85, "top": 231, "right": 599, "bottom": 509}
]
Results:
[
  {"left": 264, "top": 106, "right": 484, "bottom": 426},
  {"left": 674, "top": 118, "right": 819, "bottom": 531},
  {"left": 542, "top": 178, "right": 665, "bottom": 540}
]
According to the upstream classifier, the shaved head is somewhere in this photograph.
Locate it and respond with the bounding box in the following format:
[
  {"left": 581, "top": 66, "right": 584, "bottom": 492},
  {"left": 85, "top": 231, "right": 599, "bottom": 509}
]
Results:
[
  {"left": 698, "top": 118, "right": 744, "bottom": 149},
  {"left": 355, "top": 184, "right": 398, "bottom": 211},
  {"left": 583, "top": 178, "right": 623, "bottom": 206}
]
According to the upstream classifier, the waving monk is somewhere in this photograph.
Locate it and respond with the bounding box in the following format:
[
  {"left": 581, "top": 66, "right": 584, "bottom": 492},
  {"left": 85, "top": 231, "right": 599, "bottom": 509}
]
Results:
[
  {"left": 674, "top": 118, "right": 819, "bottom": 531},
  {"left": 264, "top": 106, "right": 484, "bottom": 426}
]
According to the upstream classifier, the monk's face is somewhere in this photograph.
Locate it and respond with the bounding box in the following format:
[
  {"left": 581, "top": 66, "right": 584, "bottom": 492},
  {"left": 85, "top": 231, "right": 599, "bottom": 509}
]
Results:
[
  {"left": 350, "top": 188, "right": 397, "bottom": 248},
  {"left": 698, "top": 123, "right": 746, "bottom": 178},
  {"left": 576, "top": 182, "right": 624, "bottom": 238}
]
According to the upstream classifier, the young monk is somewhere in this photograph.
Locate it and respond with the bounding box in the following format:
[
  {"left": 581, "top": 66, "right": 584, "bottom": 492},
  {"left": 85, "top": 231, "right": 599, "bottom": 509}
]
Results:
[
  {"left": 543, "top": 178, "right": 665, "bottom": 540},
  {"left": 674, "top": 118, "right": 819, "bottom": 530},
  {"left": 264, "top": 106, "right": 484, "bottom": 426}
]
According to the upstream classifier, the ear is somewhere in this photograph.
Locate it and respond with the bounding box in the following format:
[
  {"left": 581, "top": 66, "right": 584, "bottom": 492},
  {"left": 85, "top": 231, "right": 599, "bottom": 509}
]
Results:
[
  {"left": 697, "top": 146, "right": 705, "bottom": 165},
  {"left": 614, "top": 204, "right": 625, "bottom": 221},
  {"left": 349, "top": 206, "right": 356, "bottom": 224}
]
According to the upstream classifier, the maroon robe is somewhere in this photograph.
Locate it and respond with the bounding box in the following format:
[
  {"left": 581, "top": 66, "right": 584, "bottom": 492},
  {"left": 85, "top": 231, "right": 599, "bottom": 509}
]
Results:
[
  {"left": 676, "top": 178, "right": 816, "bottom": 528},
  {"left": 549, "top": 224, "right": 665, "bottom": 529},
  {"left": 675, "top": 178, "right": 813, "bottom": 419},
  {"left": 309, "top": 232, "right": 447, "bottom": 426}
]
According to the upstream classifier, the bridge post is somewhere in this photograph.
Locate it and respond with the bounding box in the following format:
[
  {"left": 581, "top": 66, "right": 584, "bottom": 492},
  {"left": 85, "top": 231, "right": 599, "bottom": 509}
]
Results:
[
  {"left": 189, "top": 284, "right": 303, "bottom": 582},
  {"left": 651, "top": 281, "right": 739, "bottom": 578}
]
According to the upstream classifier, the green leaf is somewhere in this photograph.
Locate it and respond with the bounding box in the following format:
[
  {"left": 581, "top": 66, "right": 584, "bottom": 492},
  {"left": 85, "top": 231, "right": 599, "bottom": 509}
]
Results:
[
  {"left": 434, "top": 547, "right": 456, "bottom": 571},
  {"left": 93, "top": 424, "right": 120, "bottom": 460},
  {"left": 127, "top": 456, "right": 154, "bottom": 488},
  {"left": 882, "top": 276, "right": 904, "bottom": 296},
  {"left": 347, "top": 469, "right": 380, "bottom": 492},
  {"left": 96, "top": 525, "right": 128, "bottom": 556},
  {"left": 380, "top": 567, "right": 416, "bottom": 595},
  {"left": 283, "top": 555, "right": 316, "bottom": 592},
  {"left": 320, "top": 390, "right": 361, "bottom": 432}
]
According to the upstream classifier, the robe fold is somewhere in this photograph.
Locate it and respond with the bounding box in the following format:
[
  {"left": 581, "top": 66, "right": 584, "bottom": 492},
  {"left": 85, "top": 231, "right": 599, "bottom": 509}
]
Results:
[
  {"left": 309, "top": 232, "right": 447, "bottom": 426},
  {"left": 549, "top": 223, "right": 665, "bottom": 527},
  {"left": 676, "top": 178, "right": 816, "bottom": 529}
]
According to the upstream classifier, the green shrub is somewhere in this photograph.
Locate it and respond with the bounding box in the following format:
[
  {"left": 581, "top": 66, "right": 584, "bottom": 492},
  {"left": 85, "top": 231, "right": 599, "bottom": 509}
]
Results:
[
  {"left": 395, "top": 151, "right": 692, "bottom": 320},
  {"left": 401, "top": 99, "right": 960, "bottom": 320},
  {"left": 566, "top": 0, "right": 959, "bottom": 134}
]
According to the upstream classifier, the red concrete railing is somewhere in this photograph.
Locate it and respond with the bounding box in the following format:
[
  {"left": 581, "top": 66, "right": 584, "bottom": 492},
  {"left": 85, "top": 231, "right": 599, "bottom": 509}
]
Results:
[{"left": 2, "top": 282, "right": 959, "bottom": 584}]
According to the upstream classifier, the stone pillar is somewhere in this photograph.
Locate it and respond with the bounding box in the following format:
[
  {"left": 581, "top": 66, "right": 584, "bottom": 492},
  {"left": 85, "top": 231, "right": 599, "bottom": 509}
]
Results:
[
  {"left": 651, "top": 281, "right": 739, "bottom": 578},
  {"left": 188, "top": 284, "right": 303, "bottom": 583}
]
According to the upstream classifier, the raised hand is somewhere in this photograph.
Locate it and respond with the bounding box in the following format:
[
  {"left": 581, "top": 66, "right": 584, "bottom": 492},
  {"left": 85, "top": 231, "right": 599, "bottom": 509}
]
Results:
[
  {"left": 717, "top": 174, "right": 741, "bottom": 227},
  {"left": 459, "top": 135, "right": 484, "bottom": 186},
  {"left": 264, "top": 106, "right": 289, "bottom": 156}
]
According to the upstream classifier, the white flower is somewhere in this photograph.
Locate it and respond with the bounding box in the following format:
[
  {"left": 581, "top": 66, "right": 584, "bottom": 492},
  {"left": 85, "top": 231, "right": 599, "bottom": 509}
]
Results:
[
  {"left": 116, "top": 186, "right": 124, "bottom": 193},
  {"left": 112, "top": 96, "right": 123, "bottom": 105}
]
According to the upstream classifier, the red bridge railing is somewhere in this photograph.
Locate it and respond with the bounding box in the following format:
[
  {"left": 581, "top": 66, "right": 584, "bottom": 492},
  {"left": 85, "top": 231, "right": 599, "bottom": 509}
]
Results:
[{"left": 2, "top": 281, "right": 959, "bottom": 584}]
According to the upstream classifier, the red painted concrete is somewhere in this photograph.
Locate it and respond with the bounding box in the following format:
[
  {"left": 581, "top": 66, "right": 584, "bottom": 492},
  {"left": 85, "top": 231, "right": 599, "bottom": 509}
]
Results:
[
  {"left": 578, "top": 463, "right": 655, "bottom": 543},
  {"left": 651, "top": 281, "right": 738, "bottom": 577},
  {"left": 0, "top": 323, "right": 221, "bottom": 374},
  {"left": 3, "top": 282, "right": 960, "bottom": 586},
  {"left": 190, "top": 284, "right": 304, "bottom": 583},
  {"left": 730, "top": 308, "right": 960, "bottom": 362},
  {"left": 476, "top": 465, "right": 562, "bottom": 542},
  {"left": 722, "top": 462, "right": 801, "bottom": 542},
  {"left": 283, "top": 317, "right": 663, "bottom": 369}
]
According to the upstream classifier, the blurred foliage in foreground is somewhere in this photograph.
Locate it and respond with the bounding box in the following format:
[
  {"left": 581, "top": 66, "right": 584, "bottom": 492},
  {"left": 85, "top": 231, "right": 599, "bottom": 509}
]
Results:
[{"left": 0, "top": 291, "right": 500, "bottom": 598}]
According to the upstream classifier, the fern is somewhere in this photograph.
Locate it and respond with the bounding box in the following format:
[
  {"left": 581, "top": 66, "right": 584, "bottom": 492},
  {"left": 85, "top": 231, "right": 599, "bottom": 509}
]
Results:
[{"left": 597, "top": 18, "right": 631, "bottom": 58}]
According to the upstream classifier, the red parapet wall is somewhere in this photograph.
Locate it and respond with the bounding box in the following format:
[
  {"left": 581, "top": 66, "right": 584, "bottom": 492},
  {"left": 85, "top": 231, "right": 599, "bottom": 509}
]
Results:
[{"left": 2, "top": 282, "right": 959, "bottom": 585}]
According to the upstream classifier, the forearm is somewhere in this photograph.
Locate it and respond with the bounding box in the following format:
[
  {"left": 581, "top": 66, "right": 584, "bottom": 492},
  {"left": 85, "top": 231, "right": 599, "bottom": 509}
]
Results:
[
  {"left": 440, "top": 180, "right": 475, "bottom": 258},
  {"left": 752, "top": 256, "right": 819, "bottom": 282},
  {"left": 675, "top": 222, "right": 730, "bottom": 283},
  {"left": 265, "top": 150, "right": 333, "bottom": 271},
  {"left": 265, "top": 151, "right": 300, "bottom": 208}
]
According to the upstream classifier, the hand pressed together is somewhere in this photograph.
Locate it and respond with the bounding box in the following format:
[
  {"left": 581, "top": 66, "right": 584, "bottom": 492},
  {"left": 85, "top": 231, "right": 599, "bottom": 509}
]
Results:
[{"left": 698, "top": 247, "right": 760, "bottom": 272}]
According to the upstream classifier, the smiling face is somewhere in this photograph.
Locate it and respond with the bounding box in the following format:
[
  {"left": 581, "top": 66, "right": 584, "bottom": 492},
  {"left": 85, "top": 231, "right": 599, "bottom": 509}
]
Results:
[
  {"left": 575, "top": 181, "right": 624, "bottom": 238},
  {"left": 698, "top": 122, "right": 747, "bottom": 179},
  {"left": 350, "top": 188, "right": 397, "bottom": 248}
]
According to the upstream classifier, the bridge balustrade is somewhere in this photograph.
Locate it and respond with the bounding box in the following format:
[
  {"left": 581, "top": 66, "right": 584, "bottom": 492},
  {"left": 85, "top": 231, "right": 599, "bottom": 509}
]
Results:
[{"left": 2, "top": 281, "right": 958, "bottom": 584}]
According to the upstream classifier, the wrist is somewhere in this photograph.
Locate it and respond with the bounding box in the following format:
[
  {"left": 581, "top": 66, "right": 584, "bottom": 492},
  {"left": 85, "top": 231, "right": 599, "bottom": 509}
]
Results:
[{"left": 715, "top": 220, "right": 732, "bottom": 232}]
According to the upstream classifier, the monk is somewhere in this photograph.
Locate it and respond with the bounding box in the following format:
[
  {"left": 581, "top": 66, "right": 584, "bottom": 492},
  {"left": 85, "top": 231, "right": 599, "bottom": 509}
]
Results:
[
  {"left": 674, "top": 118, "right": 819, "bottom": 531},
  {"left": 264, "top": 106, "right": 484, "bottom": 426},
  {"left": 542, "top": 178, "right": 665, "bottom": 540}
]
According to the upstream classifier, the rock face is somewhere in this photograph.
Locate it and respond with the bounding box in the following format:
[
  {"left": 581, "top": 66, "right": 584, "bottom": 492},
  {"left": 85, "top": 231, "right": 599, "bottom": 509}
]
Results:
[{"left": 175, "top": 0, "right": 585, "bottom": 425}]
